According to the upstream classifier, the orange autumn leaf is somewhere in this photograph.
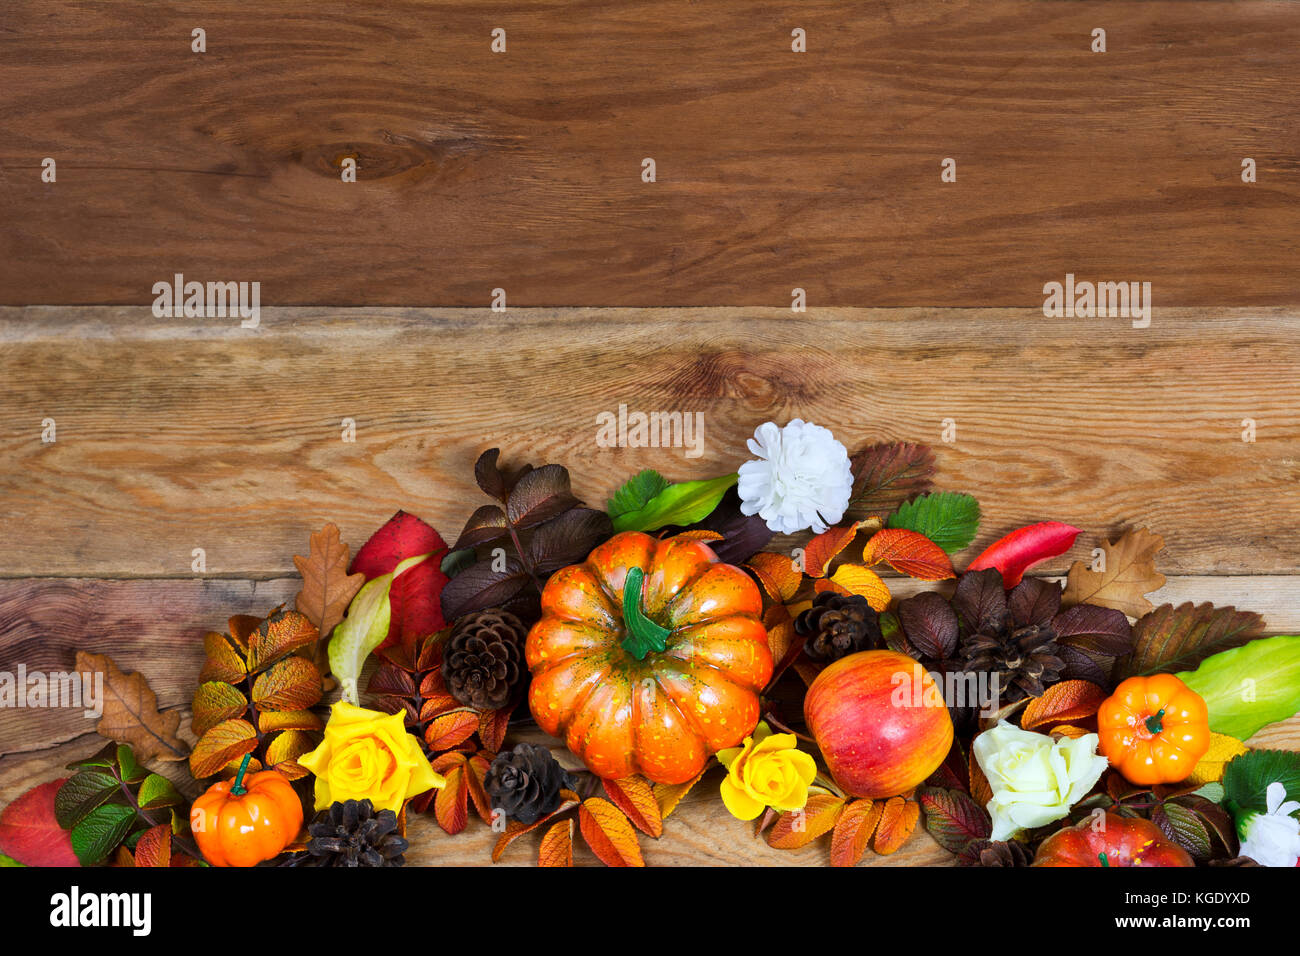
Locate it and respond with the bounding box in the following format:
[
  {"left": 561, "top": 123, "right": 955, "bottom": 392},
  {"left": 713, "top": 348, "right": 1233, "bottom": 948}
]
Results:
[
  {"left": 861, "top": 528, "right": 955, "bottom": 581},
  {"left": 653, "top": 770, "right": 706, "bottom": 820},
  {"left": 746, "top": 552, "right": 803, "bottom": 602},
  {"left": 434, "top": 764, "right": 469, "bottom": 834},
  {"left": 602, "top": 776, "right": 663, "bottom": 838},
  {"left": 970, "top": 755, "right": 994, "bottom": 806},
  {"left": 132, "top": 824, "right": 172, "bottom": 868},
  {"left": 477, "top": 705, "right": 513, "bottom": 753},
  {"left": 1020, "top": 679, "right": 1107, "bottom": 731},
  {"left": 871, "top": 796, "right": 920, "bottom": 855},
  {"left": 830, "top": 798, "right": 882, "bottom": 868},
  {"left": 803, "top": 523, "right": 862, "bottom": 578},
  {"left": 821, "top": 564, "right": 892, "bottom": 611},
  {"left": 425, "top": 709, "right": 480, "bottom": 752},
  {"left": 766, "top": 620, "right": 796, "bottom": 665},
  {"left": 578, "top": 797, "right": 644, "bottom": 867},
  {"left": 538, "top": 818, "right": 574, "bottom": 867},
  {"left": 490, "top": 790, "right": 581, "bottom": 862},
  {"left": 766, "top": 793, "right": 847, "bottom": 850},
  {"left": 671, "top": 529, "right": 725, "bottom": 543},
  {"left": 466, "top": 752, "right": 494, "bottom": 824},
  {"left": 1049, "top": 724, "right": 1093, "bottom": 740}
]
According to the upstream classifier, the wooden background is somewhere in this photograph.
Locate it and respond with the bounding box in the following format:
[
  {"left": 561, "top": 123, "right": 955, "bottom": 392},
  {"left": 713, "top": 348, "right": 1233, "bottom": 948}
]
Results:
[{"left": 1, "top": 0, "right": 1298, "bottom": 866}]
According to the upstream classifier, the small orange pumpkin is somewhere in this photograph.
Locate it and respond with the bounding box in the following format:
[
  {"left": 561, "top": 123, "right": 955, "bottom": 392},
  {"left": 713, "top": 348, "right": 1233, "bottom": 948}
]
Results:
[
  {"left": 1097, "top": 674, "right": 1210, "bottom": 785},
  {"left": 526, "top": 531, "right": 773, "bottom": 784},
  {"left": 1032, "top": 813, "right": 1194, "bottom": 867},
  {"left": 190, "top": 754, "right": 303, "bottom": 867}
]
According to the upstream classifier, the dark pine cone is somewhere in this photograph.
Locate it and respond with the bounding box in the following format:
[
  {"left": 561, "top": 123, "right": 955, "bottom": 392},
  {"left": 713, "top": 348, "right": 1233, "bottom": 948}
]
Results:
[
  {"left": 794, "top": 591, "right": 882, "bottom": 662},
  {"left": 960, "top": 620, "right": 1064, "bottom": 703},
  {"left": 484, "top": 742, "right": 574, "bottom": 825},
  {"left": 302, "top": 799, "right": 409, "bottom": 867},
  {"left": 441, "top": 608, "right": 528, "bottom": 710},
  {"left": 959, "top": 839, "right": 1035, "bottom": 867}
]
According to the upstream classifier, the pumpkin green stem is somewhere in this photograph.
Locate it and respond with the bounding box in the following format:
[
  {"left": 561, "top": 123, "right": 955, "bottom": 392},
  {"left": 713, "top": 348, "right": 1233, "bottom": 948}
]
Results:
[
  {"left": 621, "top": 567, "right": 672, "bottom": 660},
  {"left": 1099, "top": 851, "right": 1110, "bottom": 867},
  {"left": 231, "top": 752, "right": 253, "bottom": 796},
  {"left": 1144, "top": 708, "right": 1166, "bottom": 735}
]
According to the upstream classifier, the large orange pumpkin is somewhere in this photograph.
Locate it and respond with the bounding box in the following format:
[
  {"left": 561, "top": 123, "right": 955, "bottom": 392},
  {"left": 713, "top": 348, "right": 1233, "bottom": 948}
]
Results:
[{"left": 526, "top": 531, "right": 773, "bottom": 783}]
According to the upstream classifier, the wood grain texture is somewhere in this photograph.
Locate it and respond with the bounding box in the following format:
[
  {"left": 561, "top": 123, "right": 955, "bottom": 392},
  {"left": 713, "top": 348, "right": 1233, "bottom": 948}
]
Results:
[
  {"left": 2, "top": 307, "right": 1297, "bottom": 577},
  {"left": 1, "top": 576, "right": 1294, "bottom": 866},
  {"left": 1, "top": 1, "right": 1298, "bottom": 307}
]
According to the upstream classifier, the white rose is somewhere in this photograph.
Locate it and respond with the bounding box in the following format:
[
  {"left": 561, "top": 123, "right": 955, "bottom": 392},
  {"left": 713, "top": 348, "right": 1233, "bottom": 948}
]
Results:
[{"left": 972, "top": 720, "right": 1109, "bottom": 842}]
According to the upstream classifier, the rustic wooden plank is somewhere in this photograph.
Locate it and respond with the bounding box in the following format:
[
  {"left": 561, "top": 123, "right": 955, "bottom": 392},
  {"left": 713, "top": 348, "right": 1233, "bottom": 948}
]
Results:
[
  {"left": 2, "top": 307, "right": 1297, "bottom": 576},
  {"left": 2, "top": 2, "right": 1297, "bottom": 307},
  {"left": 1, "top": 575, "right": 1295, "bottom": 865}
]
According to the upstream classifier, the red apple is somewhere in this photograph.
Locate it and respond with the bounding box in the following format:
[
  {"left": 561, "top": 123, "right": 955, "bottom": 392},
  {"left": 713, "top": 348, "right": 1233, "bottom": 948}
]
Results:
[{"left": 804, "top": 649, "right": 954, "bottom": 798}]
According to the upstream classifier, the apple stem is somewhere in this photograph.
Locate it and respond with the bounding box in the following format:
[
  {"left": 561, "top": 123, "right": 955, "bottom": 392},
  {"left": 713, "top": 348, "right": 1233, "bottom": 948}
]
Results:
[{"left": 763, "top": 712, "right": 818, "bottom": 746}]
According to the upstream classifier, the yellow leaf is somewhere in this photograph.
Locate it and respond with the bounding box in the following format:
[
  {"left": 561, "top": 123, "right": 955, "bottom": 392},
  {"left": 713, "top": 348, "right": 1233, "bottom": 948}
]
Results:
[
  {"left": 826, "top": 564, "right": 891, "bottom": 611},
  {"left": 1186, "top": 733, "right": 1249, "bottom": 786}
]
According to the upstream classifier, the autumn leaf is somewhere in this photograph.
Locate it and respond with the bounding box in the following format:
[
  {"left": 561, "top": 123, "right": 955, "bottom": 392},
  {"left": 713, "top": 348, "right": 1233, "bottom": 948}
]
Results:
[
  {"left": 191, "top": 681, "right": 249, "bottom": 738},
  {"left": 766, "top": 793, "right": 846, "bottom": 850},
  {"left": 861, "top": 528, "right": 955, "bottom": 580},
  {"left": 1020, "top": 680, "right": 1107, "bottom": 731},
  {"left": 294, "top": 523, "right": 366, "bottom": 640},
  {"left": 918, "top": 787, "right": 991, "bottom": 854},
  {"left": 248, "top": 609, "right": 320, "bottom": 673},
  {"left": 897, "top": 591, "right": 959, "bottom": 660},
  {"left": 846, "top": 442, "right": 936, "bottom": 521},
  {"left": 538, "top": 819, "right": 575, "bottom": 867},
  {"left": 434, "top": 764, "right": 469, "bottom": 835},
  {"left": 466, "top": 752, "right": 494, "bottom": 824},
  {"left": 602, "top": 776, "right": 663, "bottom": 838},
  {"left": 490, "top": 791, "right": 581, "bottom": 862},
  {"left": 0, "top": 780, "right": 78, "bottom": 867},
  {"left": 803, "top": 523, "right": 861, "bottom": 578},
  {"left": 578, "top": 797, "right": 644, "bottom": 867},
  {"left": 200, "top": 632, "right": 246, "bottom": 684},
  {"left": 872, "top": 796, "right": 920, "bottom": 855},
  {"left": 969, "top": 757, "right": 993, "bottom": 806},
  {"left": 746, "top": 552, "right": 802, "bottom": 602},
  {"left": 830, "top": 798, "right": 882, "bottom": 867},
  {"left": 818, "top": 565, "right": 891, "bottom": 611},
  {"left": 425, "top": 710, "right": 480, "bottom": 752},
  {"left": 189, "top": 718, "right": 258, "bottom": 779},
  {"left": 1062, "top": 528, "right": 1166, "bottom": 619},
  {"left": 131, "top": 824, "right": 172, "bottom": 868},
  {"left": 75, "top": 652, "right": 187, "bottom": 764},
  {"left": 1186, "top": 734, "right": 1250, "bottom": 787},
  {"left": 967, "top": 521, "right": 1081, "bottom": 588},
  {"left": 250, "top": 656, "right": 322, "bottom": 712},
  {"left": 653, "top": 771, "right": 706, "bottom": 820},
  {"left": 1119, "top": 602, "right": 1265, "bottom": 679}
]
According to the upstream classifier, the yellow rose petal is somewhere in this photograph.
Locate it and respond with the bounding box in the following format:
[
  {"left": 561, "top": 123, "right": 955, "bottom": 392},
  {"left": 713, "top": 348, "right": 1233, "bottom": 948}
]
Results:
[{"left": 720, "top": 775, "right": 766, "bottom": 821}]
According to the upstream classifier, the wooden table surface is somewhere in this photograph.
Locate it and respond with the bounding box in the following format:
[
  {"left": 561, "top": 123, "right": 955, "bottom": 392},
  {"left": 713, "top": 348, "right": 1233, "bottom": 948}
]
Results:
[{"left": 1, "top": 1, "right": 1298, "bottom": 866}]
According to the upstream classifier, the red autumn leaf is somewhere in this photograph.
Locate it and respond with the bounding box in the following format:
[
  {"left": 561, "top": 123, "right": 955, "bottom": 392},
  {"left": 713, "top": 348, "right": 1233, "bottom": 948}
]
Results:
[
  {"left": 966, "top": 521, "right": 1081, "bottom": 587},
  {"left": 434, "top": 764, "right": 469, "bottom": 834},
  {"left": 803, "top": 523, "right": 861, "bottom": 578},
  {"left": 538, "top": 818, "right": 574, "bottom": 867},
  {"left": 132, "top": 824, "right": 172, "bottom": 867},
  {"left": 0, "top": 779, "right": 78, "bottom": 867},
  {"left": 602, "top": 776, "right": 664, "bottom": 838},
  {"left": 861, "top": 528, "right": 955, "bottom": 580},
  {"left": 425, "top": 710, "right": 480, "bottom": 752},
  {"left": 1020, "top": 679, "right": 1107, "bottom": 731},
  {"left": 831, "top": 799, "right": 883, "bottom": 867},
  {"left": 578, "top": 797, "right": 645, "bottom": 867},
  {"left": 477, "top": 706, "right": 513, "bottom": 753},
  {"left": 349, "top": 510, "right": 450, "bottom": 652}
]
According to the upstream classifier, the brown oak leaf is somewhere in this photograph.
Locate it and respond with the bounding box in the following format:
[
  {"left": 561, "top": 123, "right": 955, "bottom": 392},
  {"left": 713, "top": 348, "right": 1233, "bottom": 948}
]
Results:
[
  {"left": 75, "top": 651, "right": 187, "bottom": 764},
  {"left": 294, "top": 523, "right": 365, "bottom": 640},
  {"left": 1062, "top": 528, "right": 1166, "bottom": 619}
]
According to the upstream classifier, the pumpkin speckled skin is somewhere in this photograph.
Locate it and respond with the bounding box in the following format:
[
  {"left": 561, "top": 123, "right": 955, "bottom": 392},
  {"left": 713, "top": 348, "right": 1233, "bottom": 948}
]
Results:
[
  {"left": 1032, "top": 814, "right": 1195, "bottom": 867},
  {"left": 1097, "top": 674, "right": 1210, "bottom": 785},
  {"left": 526, "top": 531, "right": 773, "bottom": 784},
  {"left": 190, "top": 767, "right": 304, "bottom": 867}
]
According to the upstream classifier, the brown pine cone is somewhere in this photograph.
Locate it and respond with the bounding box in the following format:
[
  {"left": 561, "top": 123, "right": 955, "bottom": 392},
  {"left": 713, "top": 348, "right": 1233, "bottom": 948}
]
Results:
[
  {"left": 794, "top": 591, "right": 882, "bottom": 662},
  {"left": 960, "top": 839, "right": 1035, "bottom": 867},
  {"left": 960, "top": 621, "right": 1064, "bottom": 702},
  {"left": 485, "top": 743, "right": 574, "bottom": 825},
  {"left": 441, "top": 608, "right": 528, "bottom": 710},
  {"left": 300, "top": 799, "right": 409, "bottom": 867}
]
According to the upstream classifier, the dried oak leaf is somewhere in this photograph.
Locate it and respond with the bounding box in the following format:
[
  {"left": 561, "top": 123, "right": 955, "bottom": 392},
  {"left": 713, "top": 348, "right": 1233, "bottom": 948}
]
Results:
[
  {"left": 846, "top": 442, "right": 936, "bottom": 521},
  {"left": 830, "top": 798, "right": 883, "bottom": 867},
  {"left": 538, "top": 818, "right": 575, "bottom": 867},
  {"left": 75, "top": 652, "right": 187, "bottom": 764},
  {"left": 579, "top": 797, "right": 644, "bottom": 867},
  {"left": 602, "top": 776, "right": 663, "bottom": 838},
  {"left": 1118, "top": 602, "right": 1265, "bottom": 678},
  {"left": 1062, "top": 528, "right": 1166, "bottom": 619},
  {"left": 293, "top": 523, "right": 365, "bottom": 640},
  {"left": 1020, "top": 680, "right": 1107, "bottom": 731}
]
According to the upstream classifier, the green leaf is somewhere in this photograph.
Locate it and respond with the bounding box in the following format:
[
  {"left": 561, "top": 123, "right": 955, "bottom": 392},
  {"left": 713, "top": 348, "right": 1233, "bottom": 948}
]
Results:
[
  {"left": 65, "top": 741, "right": 119, "bottom": 772},
  {"left": 607, "top": 470, "right": 669, "bottom": 521},
  {"left": 70, "top": 803, "right": 138, "bottom": 866},
  {"left": 886, "top": 492, "right": 981, "bottom": 553},
  {"left": 328, "top": 552, "right": 428, "bottom": 704},
  {"left": 115, "top": 745, "right": 148, "bottom": 784},
  {"left": 137, "top": 774, "right": 183, "bottom": 810},
  {"left": 1176, "top": 634, "right": 1300, "bottom": 740},
  {"left": 1222, "top": 749, "right": 1300, "bottom": 817},
  {"left": 1193, "top": 782, "right": 1225, "bottom": 804},
  {"left": 54, "top": 772, "right": 121, "bottom": 830},
  {"left": 440, "top": 547, "right": 476, "bottom": 579},
  {"left": 0, "top": 853, "right": 24, "bottom": 867},
  {"left": 611, "top": 473, "right": 737, "bottom": 533}
]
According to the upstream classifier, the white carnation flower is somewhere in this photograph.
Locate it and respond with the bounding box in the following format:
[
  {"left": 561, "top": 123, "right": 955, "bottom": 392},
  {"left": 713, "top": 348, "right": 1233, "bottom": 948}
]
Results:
[
  {"left": 736, "top": 420, "right": 853, "bottom": 535},
  {"left": 1238, "top": 781, "right": 1300, "bottom": 867}
]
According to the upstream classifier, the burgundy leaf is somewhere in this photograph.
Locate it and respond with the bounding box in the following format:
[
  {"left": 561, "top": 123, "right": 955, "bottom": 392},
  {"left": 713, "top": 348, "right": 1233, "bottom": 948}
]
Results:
[
  {"left": 918, "top": 787, "right": 991, "bottom": 855},
  {"left": 474, "top": 448, "right": 509, "bottom": 502},
  {"left": 845, "top": 442, "right": 936, "bottom": 521},
  {"left": 526, "top": 507, "right": 612, "bottom": 575},
  {"left": 1057, "top": 644, "right": 1111, "bottom": 685},
  {"left": 897, "top": 591, "right": 959, "bottom": 660},
  {"left": 506, "top": 465, "right": 578, "bottom": 530},
  {"left": 439, "top": 558, "right": 532, "bottom": 622},
  {"left": 951, "top": 569, "right": 1007, "bottom": 634},
  {"left": 452, "top": 504, "right": 510, "bottom": 551},
  {"left": 1053, "top": 604, "right": 1134, "bottom": 656},
  {"left": 660, "top": 488, "right": 773, "bottom": 565},
  {"left": 1008, "top": 577, "right": 1062, "bottom": 627}
]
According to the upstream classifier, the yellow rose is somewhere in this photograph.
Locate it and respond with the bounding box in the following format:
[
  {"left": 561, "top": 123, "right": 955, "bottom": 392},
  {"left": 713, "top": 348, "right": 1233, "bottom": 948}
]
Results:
[
  {"left": 298, "top": 701, "right": 445, "bottom": 813},
  {"left": 717, "top": 721, "right": 817, "bottom": 821}
]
